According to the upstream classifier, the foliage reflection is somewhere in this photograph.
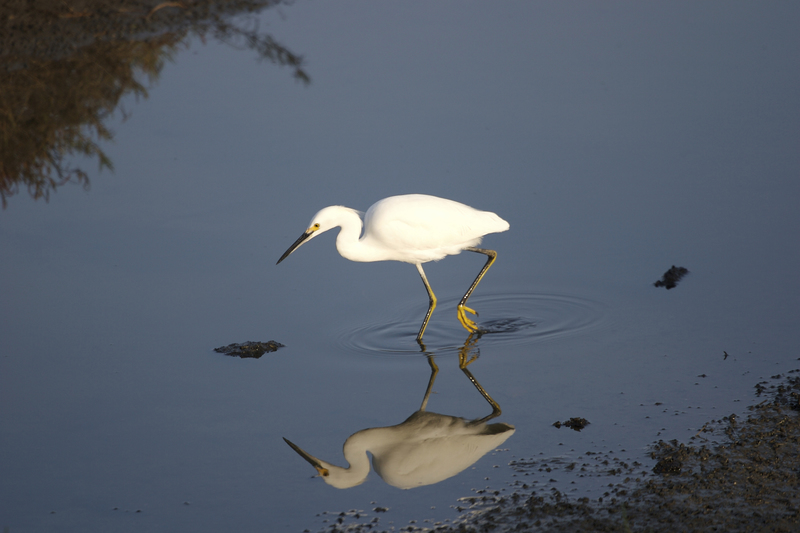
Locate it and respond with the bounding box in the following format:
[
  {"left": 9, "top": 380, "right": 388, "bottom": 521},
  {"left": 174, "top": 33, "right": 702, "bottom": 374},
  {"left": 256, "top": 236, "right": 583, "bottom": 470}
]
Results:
[{"left": 0, "top": 0, "right": 308, "bottom": 207}]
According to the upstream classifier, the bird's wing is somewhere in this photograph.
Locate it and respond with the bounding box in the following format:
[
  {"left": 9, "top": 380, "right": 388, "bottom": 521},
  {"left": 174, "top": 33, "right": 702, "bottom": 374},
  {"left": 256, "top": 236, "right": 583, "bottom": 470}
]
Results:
[{"left": 365, "top": 196, "right": 500, "bottom": 252}]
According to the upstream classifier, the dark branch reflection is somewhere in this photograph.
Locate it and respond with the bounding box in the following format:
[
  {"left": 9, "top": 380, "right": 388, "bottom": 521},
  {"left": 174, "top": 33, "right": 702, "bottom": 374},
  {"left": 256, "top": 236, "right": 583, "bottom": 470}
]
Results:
[
  {"left": 284, "top": 338, "right": 515, "bottom": 489},
  {"left": 0, "top": 0, "right": 308, "bottom": 207}
]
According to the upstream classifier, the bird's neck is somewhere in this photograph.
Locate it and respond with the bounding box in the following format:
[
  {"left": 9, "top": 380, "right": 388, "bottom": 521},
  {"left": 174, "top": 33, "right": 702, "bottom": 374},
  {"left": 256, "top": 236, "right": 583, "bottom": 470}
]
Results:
[
  {"left": 333, "top": 209, "right": 368, "bottom": 262},
  {"left": 323, "top": 433, "right": 371, "bottom": 488}
]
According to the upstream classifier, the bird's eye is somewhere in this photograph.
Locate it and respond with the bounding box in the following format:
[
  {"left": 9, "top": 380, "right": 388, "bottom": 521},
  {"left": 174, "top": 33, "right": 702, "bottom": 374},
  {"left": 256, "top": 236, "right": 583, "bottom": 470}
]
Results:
[{"left": 312, "top": 223, "right": 320, "bottom": 230}]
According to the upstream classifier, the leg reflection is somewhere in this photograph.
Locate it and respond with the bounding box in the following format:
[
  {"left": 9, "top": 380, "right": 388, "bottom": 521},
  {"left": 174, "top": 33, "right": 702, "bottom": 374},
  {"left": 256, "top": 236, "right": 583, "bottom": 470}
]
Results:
[{"left": 419, "top": 334, "right": 502, "bottom": 424}]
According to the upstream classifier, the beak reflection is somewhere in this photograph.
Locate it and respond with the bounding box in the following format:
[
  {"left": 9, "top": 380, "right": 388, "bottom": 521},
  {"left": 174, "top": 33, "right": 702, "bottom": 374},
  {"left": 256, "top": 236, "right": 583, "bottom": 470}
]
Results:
[{"left": 283, "top": 438, "right": 329, "bottom": 477}]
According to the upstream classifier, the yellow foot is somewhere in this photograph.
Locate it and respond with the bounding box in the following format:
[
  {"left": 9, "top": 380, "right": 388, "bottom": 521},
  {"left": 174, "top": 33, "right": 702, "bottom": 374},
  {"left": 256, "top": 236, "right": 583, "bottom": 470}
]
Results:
[
  {"left": 457, "top": 305, "right": 480, "bottom": 333},
  {"left": 458, "top": 333, "right": 481, "bottom": 368},
  {"left": 458, "top": 349, "right": 479, "bottom": 369}
]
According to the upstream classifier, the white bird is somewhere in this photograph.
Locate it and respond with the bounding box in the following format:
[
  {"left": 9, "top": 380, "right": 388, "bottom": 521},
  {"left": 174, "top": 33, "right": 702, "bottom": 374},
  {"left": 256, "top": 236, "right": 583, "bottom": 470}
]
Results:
[
  {"left": 284, "top": 353, "right": 515, "bottom": 489},
  {"left": 276, "top": 194, "right": 509, "bottom": 342}
]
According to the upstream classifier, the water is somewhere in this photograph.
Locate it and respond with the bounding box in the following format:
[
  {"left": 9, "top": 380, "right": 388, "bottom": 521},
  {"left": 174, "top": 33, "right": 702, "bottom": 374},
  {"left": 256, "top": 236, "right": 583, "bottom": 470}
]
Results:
[{"left": 2, "top": 2, "right": 799, "bottom": 532}]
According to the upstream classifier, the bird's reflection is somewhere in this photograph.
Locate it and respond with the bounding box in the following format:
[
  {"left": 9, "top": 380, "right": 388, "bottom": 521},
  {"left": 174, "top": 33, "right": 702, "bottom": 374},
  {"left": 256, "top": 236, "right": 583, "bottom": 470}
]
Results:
[{"left": 284, "top": 337, "right": 515, "bottom": 489}]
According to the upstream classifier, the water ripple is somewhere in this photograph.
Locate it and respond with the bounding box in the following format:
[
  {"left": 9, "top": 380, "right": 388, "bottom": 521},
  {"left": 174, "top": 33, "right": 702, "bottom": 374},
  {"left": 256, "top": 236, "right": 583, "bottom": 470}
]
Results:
[{"left": 336, "top": 291, "right": 609, "bottom": 356}]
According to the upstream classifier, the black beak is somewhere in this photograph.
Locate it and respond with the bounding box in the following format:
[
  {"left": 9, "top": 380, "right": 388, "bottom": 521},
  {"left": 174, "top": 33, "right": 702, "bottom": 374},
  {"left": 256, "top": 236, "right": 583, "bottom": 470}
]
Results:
[
  {"left": 277, "top": 230, "right": 314, "bottom": 264},
  {"left": 283, "top": 437, "right": 329, "bottom": 477}
]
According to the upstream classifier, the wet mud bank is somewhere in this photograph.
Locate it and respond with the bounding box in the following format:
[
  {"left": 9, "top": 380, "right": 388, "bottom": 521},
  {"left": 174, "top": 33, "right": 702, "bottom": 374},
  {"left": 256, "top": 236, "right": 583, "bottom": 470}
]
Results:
[{"left": 318, "top": 370, "right": 800, "bottom": 533}]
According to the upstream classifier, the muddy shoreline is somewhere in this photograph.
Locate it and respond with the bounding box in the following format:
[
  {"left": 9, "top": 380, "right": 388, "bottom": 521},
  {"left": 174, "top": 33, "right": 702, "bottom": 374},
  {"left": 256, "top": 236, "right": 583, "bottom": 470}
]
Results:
[{"left": 316, "top": 370, "right": 800, "bottom": 533}]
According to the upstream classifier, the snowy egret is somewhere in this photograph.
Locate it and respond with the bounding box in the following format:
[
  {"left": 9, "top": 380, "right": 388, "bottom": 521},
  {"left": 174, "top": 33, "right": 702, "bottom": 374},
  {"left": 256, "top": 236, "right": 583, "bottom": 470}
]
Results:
[
  {"left": 283, "top": 347, "right": 515, "bottom": 489},
  {"left": 276, "top": 194, "right": 509, "bottom": 341}
]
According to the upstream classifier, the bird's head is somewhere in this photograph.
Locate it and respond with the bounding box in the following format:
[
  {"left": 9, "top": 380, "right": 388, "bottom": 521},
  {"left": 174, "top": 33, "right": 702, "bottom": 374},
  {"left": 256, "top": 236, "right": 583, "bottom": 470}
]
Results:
[
  {"left": 276, "top": 206, "right": 357, "bottom": 264},
  {"left": 283, "top": 437, "right": 366, "bottom": 489}
]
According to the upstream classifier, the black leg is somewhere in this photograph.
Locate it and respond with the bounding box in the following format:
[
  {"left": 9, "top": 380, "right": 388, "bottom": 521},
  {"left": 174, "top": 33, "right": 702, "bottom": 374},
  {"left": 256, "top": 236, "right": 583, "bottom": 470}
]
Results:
[
  {"left": 456, "top": 248, "right": 497, "bottom": 333},
  {"left": 416, "top": 263, "right": 437, "bottom": 342}
]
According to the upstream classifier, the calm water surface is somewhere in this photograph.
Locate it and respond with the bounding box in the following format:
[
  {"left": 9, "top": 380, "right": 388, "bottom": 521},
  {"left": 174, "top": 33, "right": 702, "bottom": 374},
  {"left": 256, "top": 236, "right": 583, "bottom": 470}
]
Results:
[{"left": 2, "top": 2, "right": 799, "bottom": 532}]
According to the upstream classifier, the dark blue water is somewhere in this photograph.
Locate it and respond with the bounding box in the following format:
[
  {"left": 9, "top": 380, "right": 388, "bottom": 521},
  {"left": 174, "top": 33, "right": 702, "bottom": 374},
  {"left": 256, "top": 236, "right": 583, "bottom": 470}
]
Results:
[{"left": 2, "top": 2, "right": 799, "bottom": 532}]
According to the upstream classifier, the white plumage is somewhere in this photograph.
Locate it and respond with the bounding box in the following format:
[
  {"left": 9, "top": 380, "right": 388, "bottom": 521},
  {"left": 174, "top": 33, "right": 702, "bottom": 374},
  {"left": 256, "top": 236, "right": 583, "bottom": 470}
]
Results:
[{"left": 277, "top": 194, "right": 509, "bottom": 342}]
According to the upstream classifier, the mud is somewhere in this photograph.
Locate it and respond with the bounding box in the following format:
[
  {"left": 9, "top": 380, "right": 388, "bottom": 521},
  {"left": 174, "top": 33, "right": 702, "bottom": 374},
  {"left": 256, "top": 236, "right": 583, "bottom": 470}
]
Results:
[
  {"left": 653, "top": 265, "right": 689, "bottom": 290},
  {"left": 552, "top": 417, "right": 590, "bottom": 431},
  {"left": 311, "top": 370, "right": 800, "bottom": 533},
  {"left": 214, "top": 340, "right": 284, "bottom": 358}
]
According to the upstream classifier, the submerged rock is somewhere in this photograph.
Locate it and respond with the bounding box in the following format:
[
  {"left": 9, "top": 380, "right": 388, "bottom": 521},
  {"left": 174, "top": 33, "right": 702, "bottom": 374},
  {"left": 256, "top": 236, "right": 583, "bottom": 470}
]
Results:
[
  {"left": 654, "top": 265, "right": 690, "bottom": 289},
  {"left": 214, "top": 341, "right": 284, "bottom": 359},
  {"left": 553, "top": 417, "right": 590, "bottom": 431}
]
